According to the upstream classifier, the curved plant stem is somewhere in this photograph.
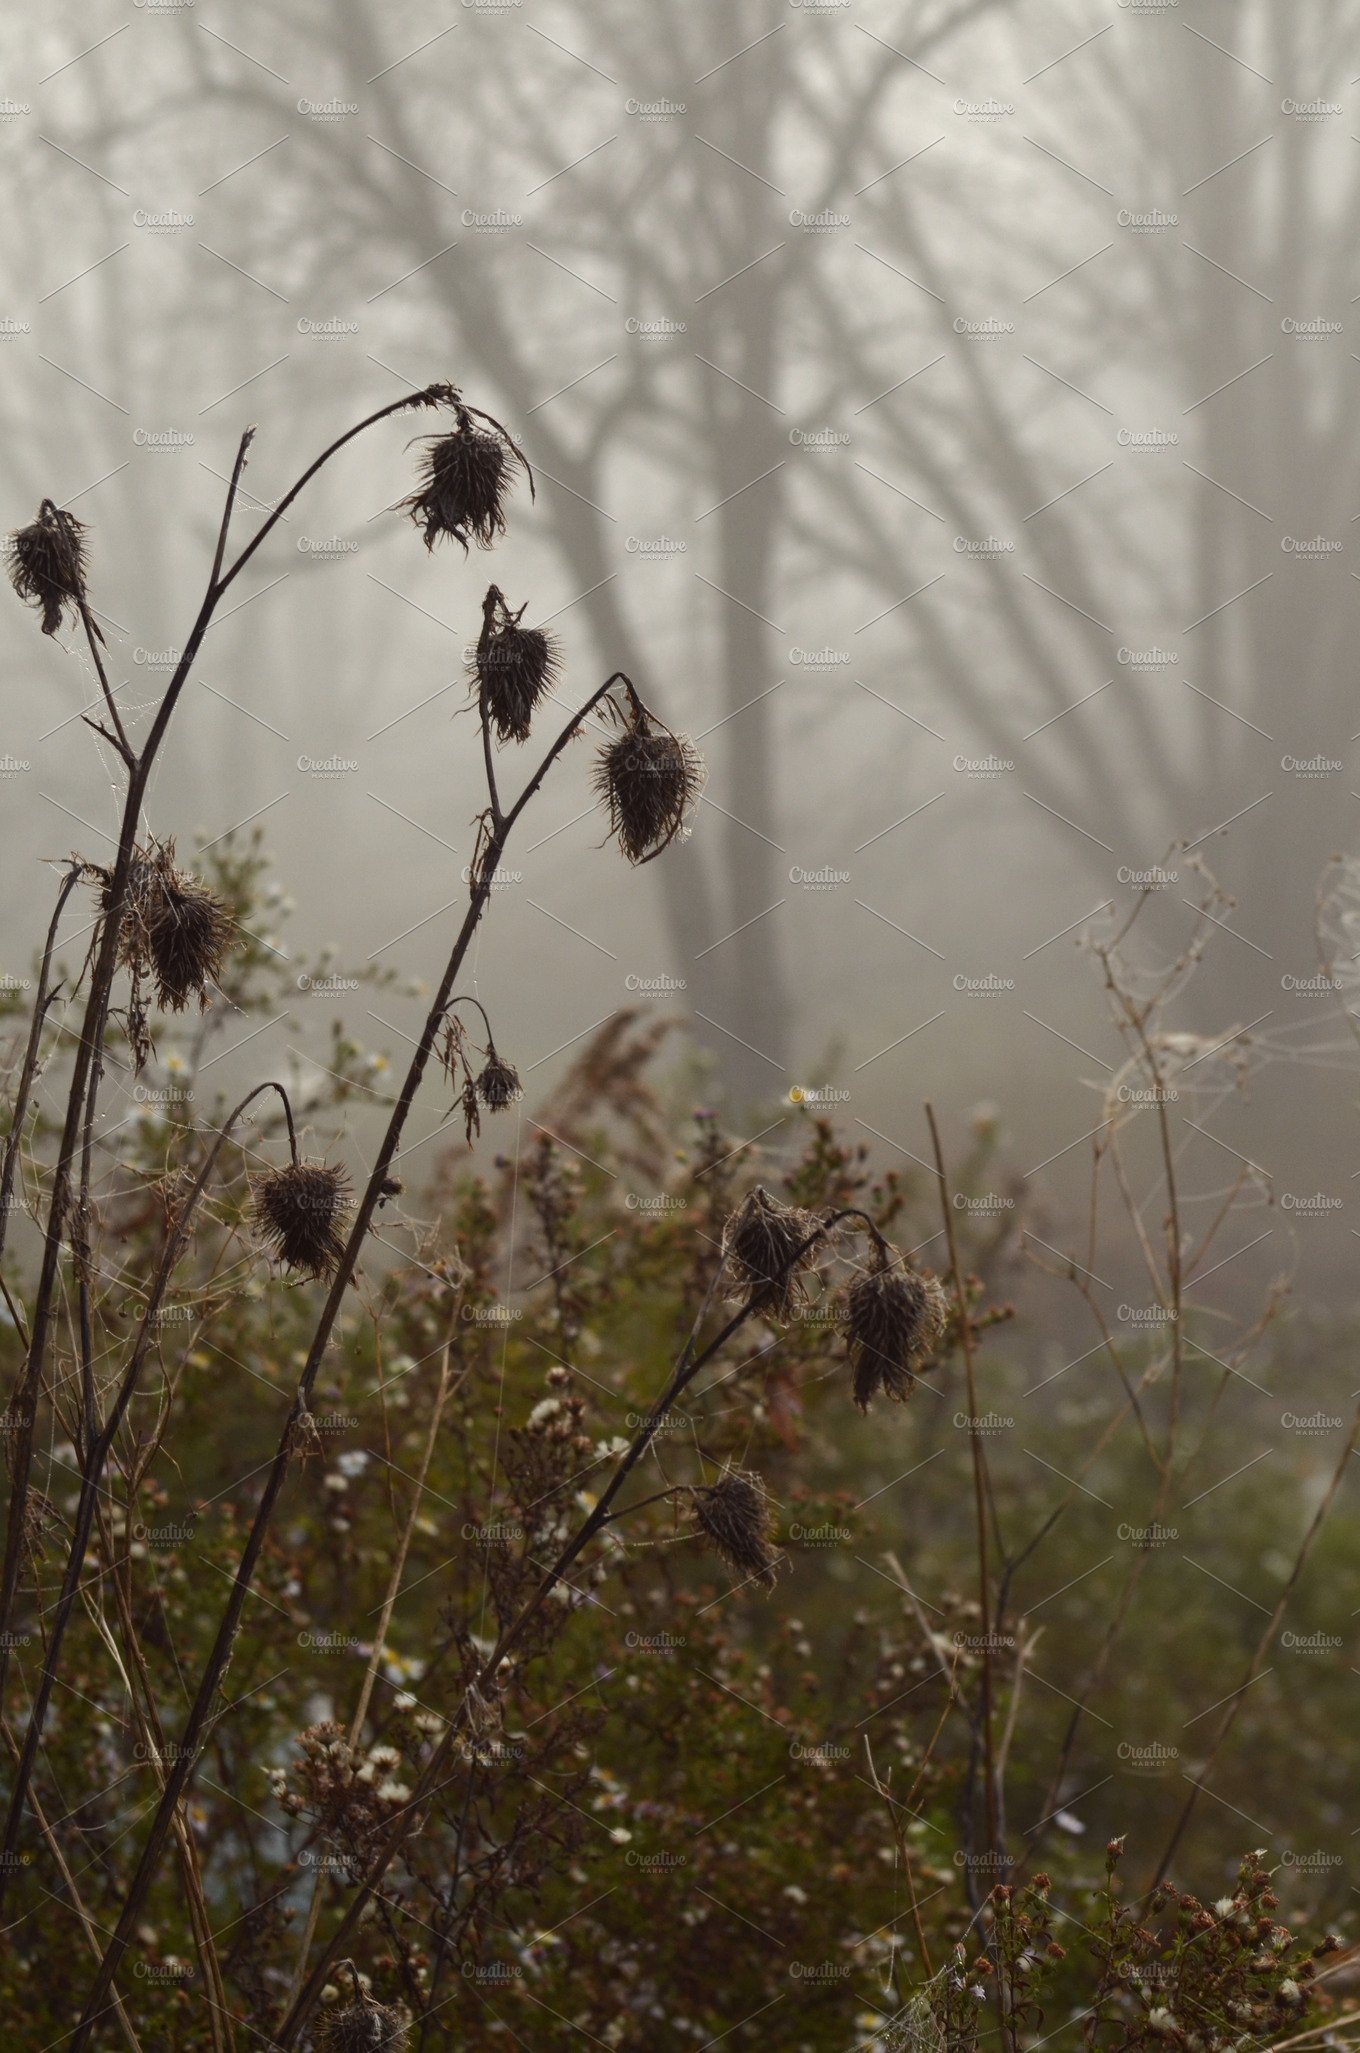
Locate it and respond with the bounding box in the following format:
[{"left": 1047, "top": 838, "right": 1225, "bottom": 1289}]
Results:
[
  {"left": 67, "top": 672, "right": 635, "bottom": 2045},
  {"left": 0, "top": 393, "right": 442, "bottom": 1727}
]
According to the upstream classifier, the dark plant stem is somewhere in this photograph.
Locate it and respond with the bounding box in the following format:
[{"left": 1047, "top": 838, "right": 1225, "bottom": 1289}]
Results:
[
  {"left": 477, "top": 587, "right": 504, "bottom": 825},
  {"left": 67, "top": 674, "right": 632, "bottom": 2046},
  {"left": 0, "top": 1081, "right": 296, "bottom": 1891},
  {"left": 76, "top": 599, "right": 135, "bottom": 768},
  {"left": 270, "top": 1206, "right": 878, "bottom": 2045},
  {"left": 0, "top": 389, "right": 444, "bottom": 1807},
  {"left": 0, "top": 865, "right": 81, "bottom": 1277},
  {"left": 925, "top": 1103, "right": 999, "bottom": 1871},
  {"left": 446, "top": 993, "right": 497, "bottom": 1049},
  {"left": 72, "top": 978, "right": 113, "bottom": 1458}
]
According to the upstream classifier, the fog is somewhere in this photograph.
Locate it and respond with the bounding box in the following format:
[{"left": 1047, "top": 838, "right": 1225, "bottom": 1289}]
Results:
[{"left": 3, "top": 0, "right": 1358, "bottom": 1294}]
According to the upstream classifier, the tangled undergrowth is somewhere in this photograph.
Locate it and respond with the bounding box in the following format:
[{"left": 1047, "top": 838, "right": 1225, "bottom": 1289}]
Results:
[{"left": 1, "top": 387, "right": 1358, "bottom": 2051}]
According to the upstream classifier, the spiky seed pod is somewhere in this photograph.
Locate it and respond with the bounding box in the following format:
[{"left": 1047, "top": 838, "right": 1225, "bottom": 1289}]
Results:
[
  {"left": 476, "top": 1049, "right": 522, "bottom": 1112},
  {"left": 474, "top": 595, "right": 559, "bottom": 743},
  {"left": 690, "top": 1467, "right": 779, "bottom": 1591},
  {"left": 594, "top": 715, "right": 705, "bottom": 865},
  {"left": 8, "top": 500, "right": 94, "bottom": 637},
  {"left": 253, "top": 1161, "right": 350, "bottom": 1279},
  {"left": 845, "top": 1258, "right": 947, "bottom": 1410},
  {"left": 143, "top": 868, "right": 235, "bottom": 1010},
  {"left": 318, "top": 1992, "right": 409, "bottom": 2053},
  {"left": 105, "top": 840, "right": 235, "bottom": 1016},
  {"left": 721, "top": 1185, "right": 820, "bottom": 1318},
  {"left": 402, "top": 405, "right": 528, "bottom": 552}
]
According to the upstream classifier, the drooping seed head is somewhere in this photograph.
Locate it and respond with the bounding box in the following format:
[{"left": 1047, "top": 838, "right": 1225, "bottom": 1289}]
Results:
[
  {"left": 476, "top": 1050, "right": 522, "bottom": 1112},
  {"left": 474, "top": 593, "right": 559, "bottom": 743},
  {"left": 690, "top": 1467, "right": 779, "bottom": 1590},
  {"left": 721, "top": 1185, "right": 820, "bottom": 1318},
  {"left": 594, "top": 717, "right": 705, "bottom": 865},
  {"left": 254, "top": 1161, "right": 350, "bottom": 1279},
  {"left": 108, "top": 840, "right": 236, "bottom": 1014},
  {"left": 8, "top": 500, "right": 92, "bottom": 637},
  {"left": 402, "top": 406, "right": 527, "bottom": 552},
  {"left": 845, "top": 1258, "right": 947, "bottom": 1410},
  {"left": 145, "top": 870, "right": 235, "bottom": 1010}
]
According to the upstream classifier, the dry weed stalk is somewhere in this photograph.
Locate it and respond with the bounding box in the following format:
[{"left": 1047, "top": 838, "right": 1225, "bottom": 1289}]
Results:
[
  {"left": 0, "top": 384, "right": 682, "bottom": 2040},
  {"left": 1007, "top": 860, "right": 1336, "bottom": 1890},
  {"left": 2, "top": 406, "right": 1351, "bottom": 2047},
  {"left": 0, "top": 386, "right": 955, "bottom": 2047}
]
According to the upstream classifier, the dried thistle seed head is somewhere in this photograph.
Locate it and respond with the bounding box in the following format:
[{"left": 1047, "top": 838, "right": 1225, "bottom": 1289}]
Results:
[
  {"left": 319, "top": 1987, "right": 409, "bottom": 2053},
  {"left": 107, "top": 840, "right": 235, "bottom": 1013},
  {"left": 690, "top": 1467, "right": 779, "bottom": 1590},
  {"left": 721, "top": 1185, "right": 819, "bottom": 1317},
  {"left": 143, "top": 868, "right": 235, "bottom": 1011},
  {"left": 402, "top": 406, "right": 526, "bottom": 552},
  {"left": 476, "top": 1050, "right": 522, "bottom": 1112},
  {"left": 253, "top": 1161, "right": 350, "bottom": 1279},
  {"left": 845, "top": 1258, "right": 947, "bottom": 1411},
  {"left": 474, "top": 596, "right": 559, "bottom": 743},
  {"left": 594, "top": 716, "right": 705, "bottom": 865},
  {"left": 8, "top": 500, "right": 92, "bottom": 637}
]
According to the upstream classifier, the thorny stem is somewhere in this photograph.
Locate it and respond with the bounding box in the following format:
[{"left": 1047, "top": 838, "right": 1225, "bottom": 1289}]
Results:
[{"left": 68, "top": 672, "right": 634, "bottom": 2045}]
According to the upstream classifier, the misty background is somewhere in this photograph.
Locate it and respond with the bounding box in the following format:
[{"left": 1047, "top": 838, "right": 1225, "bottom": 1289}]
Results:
[{"left": 3, "top": 0, "right": 1358, "bottom": 1297}]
